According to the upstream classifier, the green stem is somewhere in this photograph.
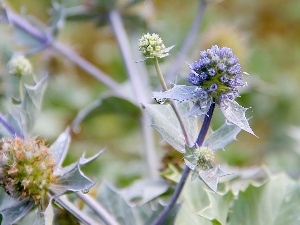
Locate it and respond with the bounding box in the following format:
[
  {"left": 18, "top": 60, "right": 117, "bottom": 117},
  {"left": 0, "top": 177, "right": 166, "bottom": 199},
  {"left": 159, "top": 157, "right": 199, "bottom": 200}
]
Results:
[
  {"left": 54, "top": 195, "right": 99, "bottom": 225},
  {"left": 153, "top": 57, "right": 191, "bottom": 146}
]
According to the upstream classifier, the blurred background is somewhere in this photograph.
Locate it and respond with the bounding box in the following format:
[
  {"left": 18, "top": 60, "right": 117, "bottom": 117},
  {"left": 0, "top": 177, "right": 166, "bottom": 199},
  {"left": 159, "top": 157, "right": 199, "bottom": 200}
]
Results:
[{"left": 0, "top": 0, "right": 300, "bottom": 187}]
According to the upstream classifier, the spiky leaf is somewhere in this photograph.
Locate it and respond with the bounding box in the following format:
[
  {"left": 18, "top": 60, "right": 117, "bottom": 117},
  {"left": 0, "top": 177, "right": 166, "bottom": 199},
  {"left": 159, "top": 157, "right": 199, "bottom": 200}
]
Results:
[
  {"left": 51, "top": 163, "right": 94, "bottom": 196},
  {"left": 144, "top": 103, "right": 197, "bottom": 153},
  {"left": 153, "top": 85, "right": 198, "bottom": 102},
  {"left": 119, "top": 178, "right": 169, "bottom": 206},
  {"left": 228, "top": 173, "right": 300, "bottom": 225},
  {"left": 186, "top": 98, "right": 212, "bottom": 117},
  {"left": 220, "top": 99, "right": 255, "bottom": 136},
  {"left": 1, "top": 198, "right": 34, "bottom": 225},
  {"left": 199, "top": 165, "right": 231, "bottom": 192},
  {"left": 50, "top": 128, "right": 71, "bottom": 169},
  {"left": 203, "top": 122, "right": 241, "bottom": 151}
]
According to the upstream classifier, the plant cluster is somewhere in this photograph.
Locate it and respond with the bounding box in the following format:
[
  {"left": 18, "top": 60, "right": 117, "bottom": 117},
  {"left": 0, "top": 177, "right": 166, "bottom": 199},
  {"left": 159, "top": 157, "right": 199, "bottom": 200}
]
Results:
[{"left": 0, "top": 1, "right": 299, "bottom": 225}]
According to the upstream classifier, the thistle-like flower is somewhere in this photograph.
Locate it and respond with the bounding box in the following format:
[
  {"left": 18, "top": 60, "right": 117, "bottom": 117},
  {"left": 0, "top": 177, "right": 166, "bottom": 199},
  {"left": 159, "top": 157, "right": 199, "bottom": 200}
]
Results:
[
  {"left": 0, "top": 137, "right": 56, "bottom": 205},
  {"left": 0, "top": 133, "right": 100, "bottom": 224},
  {"left": 8, "top": 55, "right": 32, "bottom": 76},
  {"left": 187, "top": 45, "right": 245, "bottom": 104},
  {"left": 153, "top": 45, "right": 255, "bottom": 136},
  {"left": 138, "top": 33, "right": 174, "bottom": 60},
  {"left": 194, "top": 147, "right": 215, "bottom": 170}
]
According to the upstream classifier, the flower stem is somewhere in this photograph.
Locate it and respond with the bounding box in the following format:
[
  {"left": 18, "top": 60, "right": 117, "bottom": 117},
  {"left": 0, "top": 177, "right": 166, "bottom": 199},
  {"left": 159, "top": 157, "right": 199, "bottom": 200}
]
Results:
[
  {"left": 151, "top": 102, "right": 215, "bottom": 225},
  {"left": 54, "top": 195, "right": 99, "bottom": 225},
  {"left": 76, "top": 192, "right": 120, "bottom": 225},
  {"left": 153, "top": 57, "right": 191, "bottom": 145}
]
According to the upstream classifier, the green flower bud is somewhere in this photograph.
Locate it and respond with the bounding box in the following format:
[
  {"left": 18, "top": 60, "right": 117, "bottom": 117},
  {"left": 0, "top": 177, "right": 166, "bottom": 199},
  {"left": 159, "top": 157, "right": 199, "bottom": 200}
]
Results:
[
  {"left": 0, "top": 137, "right": 57, "bottom": 204},
  {"left": 194, "top": 146, "right": 215, "bottom": 170},
  {"left": 8, "top": 55, "right": 32, "bottom": 76},
  {"left": 138, "top": 33, "right": 168, "bottom": 58}
]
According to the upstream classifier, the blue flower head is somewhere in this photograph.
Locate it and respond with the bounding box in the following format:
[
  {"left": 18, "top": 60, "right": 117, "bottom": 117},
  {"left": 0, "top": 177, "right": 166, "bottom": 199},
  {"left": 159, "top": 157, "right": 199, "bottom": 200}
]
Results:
[
  {"left": 187, "top": 45, "right": 245, "bottom": 104},
  {"left": 153, "top": 45, "right": 255, "bottom": 136}
]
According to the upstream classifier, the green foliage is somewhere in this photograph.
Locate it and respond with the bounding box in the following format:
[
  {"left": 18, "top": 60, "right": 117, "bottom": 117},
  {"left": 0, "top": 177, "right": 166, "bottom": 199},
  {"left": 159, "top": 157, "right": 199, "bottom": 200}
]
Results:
[
  {"left": 144, "top": 102, "right": 198, "bottom": 153},
  {"left": 97, "top": 181, "right": 179, "bottom": 225}
]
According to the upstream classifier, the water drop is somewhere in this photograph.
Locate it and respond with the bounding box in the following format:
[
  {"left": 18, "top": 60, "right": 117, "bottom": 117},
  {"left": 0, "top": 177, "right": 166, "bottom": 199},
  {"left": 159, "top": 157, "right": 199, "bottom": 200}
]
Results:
[{"left": 81, "top": 189, "right": 89, "bottom": 194}]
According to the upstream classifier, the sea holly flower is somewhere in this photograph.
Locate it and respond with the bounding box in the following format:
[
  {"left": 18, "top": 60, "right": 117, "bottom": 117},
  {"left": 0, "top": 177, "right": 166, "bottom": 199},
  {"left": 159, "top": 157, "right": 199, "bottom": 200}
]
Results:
[
  {"left": 184, "top": 122, "right": 241, "bottom": 191},
  {"left": 153, "top": 45, "right": 255, "bottom": 136},
  {"left": 0, "top": 132, "right": 102, "bottom": 224},
  {"left": 8, "top": 55, "right": 33, "bottom": 77},
  {"left": 138, "top": 33, "right": 174, "bottom": 60}
]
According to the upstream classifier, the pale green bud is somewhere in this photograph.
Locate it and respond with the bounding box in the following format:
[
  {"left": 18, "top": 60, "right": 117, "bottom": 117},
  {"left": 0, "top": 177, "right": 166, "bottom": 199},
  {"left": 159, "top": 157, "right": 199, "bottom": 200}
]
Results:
[
  {"left": 194, "top": 146, "right": 215, "bottom": 170},
  {"left": 8, "top": 55, "right": 33, "bottom": 76}
]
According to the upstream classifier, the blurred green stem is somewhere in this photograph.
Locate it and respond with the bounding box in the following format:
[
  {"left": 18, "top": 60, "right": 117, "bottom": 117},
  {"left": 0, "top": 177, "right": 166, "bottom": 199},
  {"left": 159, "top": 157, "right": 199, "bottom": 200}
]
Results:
[
  {"left": 76, "top": 192, "right": 120, "bottom": 225},
  {"left": 54, "top": 195, "right": 99, "bottom": 225},
  {"left": 109, "top": 9, "right": 158, "bottom": 178}
]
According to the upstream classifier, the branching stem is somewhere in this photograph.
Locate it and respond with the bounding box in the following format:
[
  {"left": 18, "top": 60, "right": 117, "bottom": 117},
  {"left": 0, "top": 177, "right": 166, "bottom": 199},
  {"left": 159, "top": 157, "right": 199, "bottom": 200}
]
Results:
[
  {"left": 151, "top": 102, "right": 215, "bottom": 225},
  {"left": 153, "top": 57, "right": 191, "bottom": 146}
]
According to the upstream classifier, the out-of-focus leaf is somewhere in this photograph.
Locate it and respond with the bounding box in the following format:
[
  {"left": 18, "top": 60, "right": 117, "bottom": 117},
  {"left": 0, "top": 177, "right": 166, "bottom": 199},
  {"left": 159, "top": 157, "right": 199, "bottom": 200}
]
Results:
[
  {"left": 24, "top": 76, "right": 47, "bottom": 110},
  {"left": 119, "top": 178, "right": 169, "bottom": 206},
  {"left": 199, "top": 165, "right": 230, "bottom": 192},
  {"left": 197, "top": 190, "right": 235, "bottom": 224},
  {"left": 97, "top": 181, "right": 179, "bottom": 225},
  {"left": 43, "top": 201, "right": 54, "bottom": 225},
  {"left": 98, "top": 182, "right": 136, "bottom": 225},
  {"left": 144, "top": 102, "right": 197, "bottom": 153},
  {"left": 153, "top": 85, "right": 198, "bottom": 102},
  {"left": 50, "top": 128, "right": 71, "bottom": 169},
  {"left": 228, "top": 173, "right": 300, "bottom": 225},
  {"left": 49, "top": 2, "right": 65, "bottom": 35},
  {"left": 1, "top": 198, "right": 34, "bottom": 225},
  {"left": 15, "top": 76, "right": 48, "bottom": 137},
  {"left": 144, "top": 203, "right": 181, "bottom": 225},
  {"left": 220, "top": 100, "right": 255, "bottom": 136},
  {"left": 175, "top": 176, "right": 212, "bottom": 225},
  {"left": 203, "top": 122, "right": 241, "bottom": 151},
  {"left": 124, "top": 0, "right": 145, "bottom": 8}
]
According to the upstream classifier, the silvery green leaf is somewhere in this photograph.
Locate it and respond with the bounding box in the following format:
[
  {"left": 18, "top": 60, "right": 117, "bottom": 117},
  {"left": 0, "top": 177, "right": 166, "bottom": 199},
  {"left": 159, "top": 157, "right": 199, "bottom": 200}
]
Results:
[
  {"left": 24, "top": 76, "right": 47, "bottom": 110},
  {"left": 98, "top": 182, "right": 136, "bottom": 225},
  {"left": 51, "top": 162, "right": 94, "bottom": 196},
  {"left": 184, "top": 145, "right": 197, "bottom": 170},
  {"left": 15, "top": 76, "right": 48, "bottom": 137},
  {"left": 203, "top": 122, "right": 241, "bottom": 151},
  {"left": 49, "top": 2, "right": 65, "bottom": 35},
  {"left": 43, "top": 202, "right": 54, "bottom": 225},
  {"left": 144, "top": 103, "right": 197, "bottom": 153},
  {"left": 1, "top": 198, "right": 34, "bottom": 225},
  {"left": 199, "top": 165, "right": 231, "bottom": 192},
  {"left": 220, "top": 99, "right": 256, "bottom": 136},
  {"left": 55, "top": 150, "right": 103, "bottom": 176},
  {"left": 119, "top": 178, "right": 169, "bottom": 206},
  {"left": 186, "top": 98, "right": 212, "bottom": 117},
  {"left": 229, "top": 173, "right": 300, "bottom": 225},
  {"left": 97, "top": 182, "right": 179, "bottom": 225},
  {"left": 153, "top": 85, "right": 198, "bottom": 102},
  {"left": 50, "top": 128, "right": 71, "bottom": 169},
  {"left": 79, "top": 150, "right": 104, "bottom": 165},
  {"left": 0, "top": 189, "right": 17, "bottom": 211}
]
